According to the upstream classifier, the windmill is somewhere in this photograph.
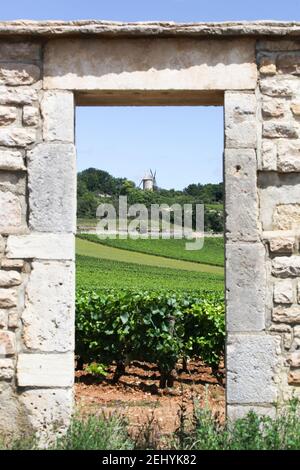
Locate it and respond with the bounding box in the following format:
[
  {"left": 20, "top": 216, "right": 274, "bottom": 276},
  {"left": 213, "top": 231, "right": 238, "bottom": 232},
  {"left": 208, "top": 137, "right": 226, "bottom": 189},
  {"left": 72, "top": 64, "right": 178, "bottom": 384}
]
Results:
[{"left": 139, "top": 169, "right": 157, "bottom": 191}]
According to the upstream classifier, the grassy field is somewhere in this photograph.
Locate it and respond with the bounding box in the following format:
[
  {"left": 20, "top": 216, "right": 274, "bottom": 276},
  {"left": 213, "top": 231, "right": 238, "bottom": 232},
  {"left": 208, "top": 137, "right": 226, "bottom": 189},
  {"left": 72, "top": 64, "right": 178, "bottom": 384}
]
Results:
[
  {"left": 76, "top": 255, "right": 224, "bottom": 291},
  {"left": 77, "top": 234, "right": 224, "bottom": 267},
  {"left": 76, "top": 237, "right": 224, "bottom": 291}
]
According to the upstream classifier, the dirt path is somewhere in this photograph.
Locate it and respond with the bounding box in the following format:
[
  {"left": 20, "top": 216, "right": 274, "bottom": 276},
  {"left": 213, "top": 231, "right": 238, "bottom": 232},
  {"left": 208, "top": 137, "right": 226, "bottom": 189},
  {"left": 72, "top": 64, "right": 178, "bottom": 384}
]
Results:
[{"left": 75, "top": 360, "right": 225, "bottom": 441}]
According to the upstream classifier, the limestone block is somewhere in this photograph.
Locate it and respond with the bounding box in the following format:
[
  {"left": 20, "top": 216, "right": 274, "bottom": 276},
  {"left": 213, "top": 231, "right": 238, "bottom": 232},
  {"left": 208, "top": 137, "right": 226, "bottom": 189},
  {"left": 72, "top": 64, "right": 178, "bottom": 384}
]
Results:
[
  {"left": 273, "top": 204, "right": 300, "bottom": 231},
  {"left": 288, "top": 370, "right": 300, "bottom": 385},
  {"left": 227, "top": 405, "right": 276, "bottom": 420},
  {"left": 0, "top": 127, "right": 36, "bottom": 147},
  {"left": 0, "top": 288, "right": 17, "bottom": 309},
  {"left": 225, "top": 149, "right": 258, "bottom": 241},
  {"left": 261, "top": 141, "right": 277, "bottom": 171},
  {"left": 0, "top": 270, "right": 21, "bottom": 287},
  {"left": 260, "top": 78, "right": 299, "bottom": 97},
  {"left": 8, "top": 310, "right": 19, "bottom": 329},
  {"left": 273, "top": 305, "right": 300, "bottom": 323},
  {"left": 22, "top": 106, "right": 39, "bottom": 127},
  {"left": 226, "top": 243, "right": 266, "bottom": 331},
  {"left": 258, "top": 173, "right": 300, "bottom": 230},
  {"left": 27, "top": 143, "right": 76, "bottom": 232},
  {"left": 227, "top": 334, "right": 280, "bottom": 404},
  {"left": 262, "top": 99, "right": 285, "bottom": 118},
  {"left": 0, "top": 259, "right": 24, "bottom": 269},
  {"left": 257, "top": 40, "right": 300, "bottom": 52},
  {"left": 0, "top": 192, "right": 22, "bottom": 232},
  {"left": 262, "top": 122, "right": 298, "bottom": 139},
  {"left": 0, "top": 42, "right": 41, "bottom": 61},
  {"left": 0, "top": 381, "right": 31, "bottom": 439},
  {"left": 0, "top": 106, "right": 17, "bottom": 126},
  {"left": 22, "top": 261, "right": 74, "bottom": 352},
  {"left": 272, "top": 256, "right": 300, "bottom": 278},
  {"left": 0, "top": 309, "right": 7, "bottom": 327},
  {"left": 41, "top": 91, "right": 74, "bottom": 142},
  {"left": 298, "top": 280, "right": 300, "bottom": 303},
  {"left": 224, "top": 92, "right": 257, "bottom": 148},
  {"left": 0, "top": 63, "right": 40, "bottom": 86},
  {"left": 0, "top": 149, "right": 25, "bottom": 171},
  {"left": 277, "top": 53, "right": 300, "bottom": 75},
  {"left": 0, "top": 358, "right": 14, "bottom": 379},
  {"left": 277, "top": 140, "right": 300, "bottom": 172},
  {"left": 283, "top": 332, "right": 293, "bottom": 350},
  {"left": 0, "top": 86, "right": 38, "bottom": 105},
  {"left": 17, "top": 353, "right": 74, "bottom": 387},
  {"left": 269, "top": 237, "right": 295, "bottom": 254},
  {"left": 44, "top": 38, "right": 257, "bottom": 91},
  {"left": 291, "top": 102, "right": 300, "bottom": 116},
  {"left": 6, "top": 233, "right": 74, "bottom": 260},
  {"left": 287, "top": 352, "right": 300, "bottom": 367},
  {"left": 20, "top": 388, "right": 73, "bottom": 441},
  {"left": 0, "top": 235, "right": 5, "bottom": 254},
  {"left": 0, "top": 330, "right": 15, "bottom": 355},
  {"left": 274, "top": 279, "right": 294, "bottom": 304},
  {"left": 294, "top": 325, "right": 300, "bottom": 338},
  {"left": 258, "top": 56, "right": 276, "bottom": 76}
]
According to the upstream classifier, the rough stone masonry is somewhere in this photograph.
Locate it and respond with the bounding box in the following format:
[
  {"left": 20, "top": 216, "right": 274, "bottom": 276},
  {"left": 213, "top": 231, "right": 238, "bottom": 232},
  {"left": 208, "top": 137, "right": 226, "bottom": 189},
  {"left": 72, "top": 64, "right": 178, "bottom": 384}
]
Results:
[{"left": 1, "top": 20, "right": 300, "bottom": 441}]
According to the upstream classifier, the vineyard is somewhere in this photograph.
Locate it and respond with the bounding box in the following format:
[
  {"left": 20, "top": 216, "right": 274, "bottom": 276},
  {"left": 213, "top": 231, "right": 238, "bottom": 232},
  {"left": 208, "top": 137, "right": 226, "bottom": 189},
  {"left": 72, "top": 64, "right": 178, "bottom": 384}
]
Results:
[{"left": 75, "top": 234, "right": 225, "bottom": 434}]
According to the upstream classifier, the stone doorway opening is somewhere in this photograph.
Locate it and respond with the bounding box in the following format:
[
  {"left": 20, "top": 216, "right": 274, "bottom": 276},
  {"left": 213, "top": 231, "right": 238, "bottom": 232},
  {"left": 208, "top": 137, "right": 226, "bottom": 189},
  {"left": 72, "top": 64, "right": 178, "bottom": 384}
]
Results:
[{"left": 74, "top": 103, "right": 225, "bottom": 434}]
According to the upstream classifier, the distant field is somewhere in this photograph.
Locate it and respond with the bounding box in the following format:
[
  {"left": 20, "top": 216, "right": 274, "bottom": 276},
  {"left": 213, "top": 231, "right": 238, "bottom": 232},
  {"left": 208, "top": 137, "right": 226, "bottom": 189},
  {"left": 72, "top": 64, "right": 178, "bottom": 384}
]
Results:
[
  {"left": 77, "top": 234, "right": 224, "bottom": 268},
  {"left": 76, "top": 254, "right": 224, "bottom": 291}
]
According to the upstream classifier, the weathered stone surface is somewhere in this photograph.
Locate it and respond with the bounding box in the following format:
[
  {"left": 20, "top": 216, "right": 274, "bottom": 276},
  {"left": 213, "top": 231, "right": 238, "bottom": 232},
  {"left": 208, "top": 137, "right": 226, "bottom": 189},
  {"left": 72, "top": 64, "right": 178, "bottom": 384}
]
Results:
[
  {"left": 23, "top": 261, "right": 74, "bottom": 352},
  {"left": 258, "top": 173, "right": 300, "bottom": 230},
  {"left": 0, "top": 86, "right": 38, "bottom": 105},
  {"left": 6, "top": 233, "right": 75, "bottom": 260},
  {"left": 225, "top": 149, "right": 258, "bottom": 241},
  {"left": 277, "top": 53, "right": 300, "bottom": 75},
  {"left": 257, "top": 39, "right": 300, "bottom": 51},
  {"left": 291, "top": 102, "right": 300, "bottom": 116},
  {"left": 227, "top": 334, "right": 280, "bottom": 404},
  {"left": 0, "top": 258, "right": 24, "bottom": 269},
  {"left": 274, "top": 279, "right": 294, "bottom": 304},
  {"left": 287, "top": 352, "right": 300, "bottom": 367},
  {"left": 227, "top": 405, "right": 276, "bottom": 420},
  {"left": 272, "top": 256, "right": 300, "bottom": 278},
  {"left": 44, "top": 38, "right": 257, "bottom": 91},
  {"left": 0, "top": 148, "right": 25, "bottom": 171},
  {"left": 262, "top": 99, "right": 285, "bottom": 118},
  {"left": 0, "top": 63, "right": 40, "bottom": 85},
  {"left": 17, "top": 353, "right": 74, "bottom": 387},
  {"left": 8, "top": 310, "right": 19, "bottom": 329},
  {"left": 22, "top": 106, "right": 39, "bottom": 126},
  {"left": 0, "top": 288, "right": 17, "bottom": 309},
  {"left": 0, "top": 270, "right": 21, "bottom": 287},
  {"left": 0, "top": 358, "right": 14, "bottom": 379},
  {"left": 0, "top": 382, "right": 31, "bottom": 439},
  {"left": 0, "top": 42, "right": 41, "bottom": 61},
  {"left": 269, "top": 237, "right": 295, "bottom": 254},
  {"left": 20, "top": 388, "right": 73, "bottom": 442},
  {"left": 27, "top": 143, "right": 76, "bottom": 232},
  {"left": 0, "top": 128, "right": 36, "bottom": 147},
  {"left": 224, "top": 92, "right": 257, "bottom": 148},
  {"left": 226, "top": 243, "right": 266, "bottom": 331},
  {"left": 273, "top": 305, "right": 300, "bottom": 323},
  {"left": 261, "top": 140, "right": 277, "bottom": 170},
  {"left": 258, "top": 56, "right": 276, "bottom": 76},
  {"left": 273, "top": 204, "right": 300, "bottom": 231},
  {"left": 263, "top": 122, "right": 298, "bottom": 139},
  {"left": 277, "top": 140, "right": 300, "bottom": 172},
  {"left": 0, "top": 191, "right": 22, "bottom": 232},
  {"left": 41, "top": 91, "right": 74, "bottom": 142},
  {"left": 288, "top": 370, "right": 300, "bottom": 385},
  {"left": 0, "top": 330, "right": 15, "bottom": 355},
  {"left": 0, "top": 235, "right": 5, "bottom": 254},
  {"left": 0, "top": 106, "right": 17, "bottom": 126},
  {"left": 0, "top": 309, "right": 7, "bottom": 327},
  {"left": 260, "top": 78, "right": 299, "bottom": 97}
]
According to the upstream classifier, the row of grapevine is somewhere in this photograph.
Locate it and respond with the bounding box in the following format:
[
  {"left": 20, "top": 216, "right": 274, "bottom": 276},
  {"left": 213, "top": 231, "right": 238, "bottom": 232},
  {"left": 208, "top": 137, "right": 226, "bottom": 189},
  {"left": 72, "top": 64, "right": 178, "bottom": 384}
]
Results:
[{"left": 76, "top": 289, "right": 225, "bottom": 387}]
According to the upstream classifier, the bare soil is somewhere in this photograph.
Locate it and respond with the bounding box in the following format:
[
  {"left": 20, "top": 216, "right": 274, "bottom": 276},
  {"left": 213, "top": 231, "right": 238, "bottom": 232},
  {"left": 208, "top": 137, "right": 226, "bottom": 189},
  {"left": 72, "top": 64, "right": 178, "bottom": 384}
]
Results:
[{"left": 75, "top": 359, "right": 225, "bottom": 440}]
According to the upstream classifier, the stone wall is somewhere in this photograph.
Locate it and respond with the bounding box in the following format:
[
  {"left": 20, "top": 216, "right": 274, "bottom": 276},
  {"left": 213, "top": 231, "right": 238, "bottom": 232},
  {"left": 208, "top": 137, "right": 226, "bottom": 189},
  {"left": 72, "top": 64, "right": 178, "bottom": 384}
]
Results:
[
  {"left": 0, "top": 40, "right": 75, "bottom": 441},
  {"left": 0, "top": 25, "right": 300, "bottom": 441}
]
